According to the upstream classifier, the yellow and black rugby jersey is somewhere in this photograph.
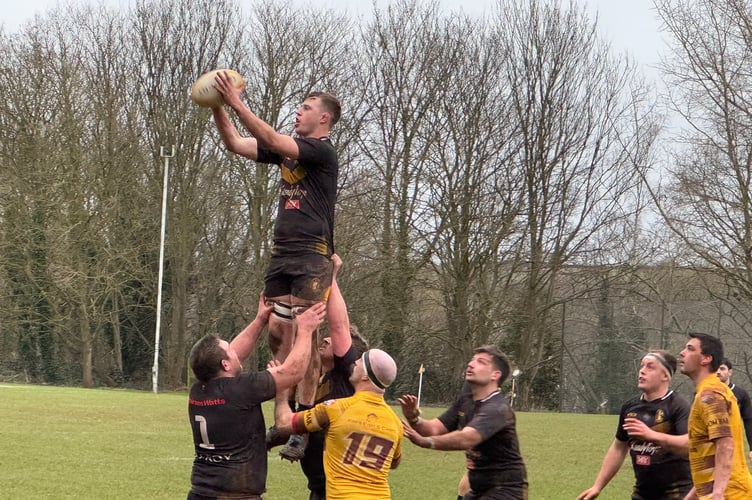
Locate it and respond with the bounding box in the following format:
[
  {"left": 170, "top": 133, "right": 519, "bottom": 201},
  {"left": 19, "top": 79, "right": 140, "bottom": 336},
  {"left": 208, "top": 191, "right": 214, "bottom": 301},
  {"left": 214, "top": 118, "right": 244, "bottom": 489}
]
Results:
[
  {"left": 257, "top": 137, "right": 338, "bottom": 257},
  {"left": 614, "top": 391, "right": 692, "bottom": 498},
  {"left": 688, "top": 375, "right": 752, "bottom": 499}
]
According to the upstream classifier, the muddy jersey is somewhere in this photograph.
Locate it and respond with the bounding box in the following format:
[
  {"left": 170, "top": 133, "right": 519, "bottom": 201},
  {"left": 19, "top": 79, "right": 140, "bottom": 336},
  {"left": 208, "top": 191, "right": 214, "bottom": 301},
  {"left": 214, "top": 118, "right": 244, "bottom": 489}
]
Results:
[
  {"left": 438, "top": 390, "right": 527, "bottom": 495},
  {"left": 688, "top": 375, "right": 752, "bottom": 499},
  {"left": 293, "top": 391, "right": 402, "bottom": 500},
  {"left": 256, "top": 137, "right": 338, "bottom": 257},
  {"left": 187, "top": 371, "right": 276, "bottom": 498},
  {"left": 301, "top": 344, "right": 362, "bottom": 493},
  {"left": 615, "top": 391, "right": 692, "bottom": 499}
]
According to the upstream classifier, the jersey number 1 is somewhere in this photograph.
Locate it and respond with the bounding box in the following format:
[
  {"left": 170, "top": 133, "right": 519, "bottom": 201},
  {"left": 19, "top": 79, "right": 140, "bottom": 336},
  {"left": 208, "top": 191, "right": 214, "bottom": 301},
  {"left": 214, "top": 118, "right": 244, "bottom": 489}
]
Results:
[{"left": 194, "top": 415, "right": 215, "bottom": 450}]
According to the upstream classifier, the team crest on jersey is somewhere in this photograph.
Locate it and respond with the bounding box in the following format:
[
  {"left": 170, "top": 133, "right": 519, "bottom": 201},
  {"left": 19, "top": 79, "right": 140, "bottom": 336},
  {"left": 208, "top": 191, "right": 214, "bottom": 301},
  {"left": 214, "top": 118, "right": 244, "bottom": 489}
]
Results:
[
  {"left": 280, "top": 161, "right": 306, "bottom": 184},
  {"left": 655, "top": 409, "right": 664, "bottom": 424}
]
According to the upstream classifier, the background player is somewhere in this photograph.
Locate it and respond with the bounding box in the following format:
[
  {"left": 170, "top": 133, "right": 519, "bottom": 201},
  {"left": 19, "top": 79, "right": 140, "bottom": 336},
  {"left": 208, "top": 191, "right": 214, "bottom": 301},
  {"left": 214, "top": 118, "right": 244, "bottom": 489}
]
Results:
[
  {"left": 679, "top": 333, "right": 752, "bottom": 499},
  {"left": 400, "top": 346, "right": 528, "bottom": 500},
  {"left": 299, "top": 255, "right": 369, "bottom": 499},
  {"left": 717, "top": 358, "right": 752, "bottom": 461},
  {"left": 577, "top": 350, "right": 691, "bottom": 500}
]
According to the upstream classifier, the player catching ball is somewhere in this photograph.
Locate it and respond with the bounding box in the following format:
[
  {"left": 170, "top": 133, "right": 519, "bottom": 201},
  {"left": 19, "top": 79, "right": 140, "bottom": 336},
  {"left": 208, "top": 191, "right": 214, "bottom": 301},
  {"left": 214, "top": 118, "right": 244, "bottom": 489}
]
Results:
[{"left": 211, "top": 70, "right": 342, "bottom": 461}]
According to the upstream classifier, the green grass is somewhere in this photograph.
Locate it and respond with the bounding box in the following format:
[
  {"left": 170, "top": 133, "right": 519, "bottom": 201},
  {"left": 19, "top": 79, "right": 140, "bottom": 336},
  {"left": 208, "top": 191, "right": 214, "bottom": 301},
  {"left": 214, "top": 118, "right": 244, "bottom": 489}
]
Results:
[{"left": 0, "top": 384, "right": 634, "bottom": 499}]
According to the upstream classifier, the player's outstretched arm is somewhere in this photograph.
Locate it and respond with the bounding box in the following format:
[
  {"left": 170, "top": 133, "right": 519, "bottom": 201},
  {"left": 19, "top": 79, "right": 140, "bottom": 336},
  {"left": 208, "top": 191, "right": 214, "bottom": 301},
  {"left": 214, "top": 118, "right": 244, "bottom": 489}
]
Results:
[
  {"left": 576, "top": 439, "right": 629, "bottom": 500},
  {"left": 268, "top": 302, "right": 325, "bottom": 391},
  {"left": 273, "top": 382, "right": 323, "bottom": 436},
  {"left": 328, "top": 254, "right": 351, "bottom": 357},
  {"left": 230, "top": 294, "right": 273, "bottom": 363},
  {"left": 397, "top": 394, "right": 448, "bottom": 436},
  {"left": 273, "top": 386, "right": 294, "bottom": 434},
  {"left": 211, "top": 106, "right": 259, "bottom": 159},
  {"left": 214, "top": 71, "right": 299, "bottom": 159},
  {"left": 402, "top": 421, "right": 480, "bottom": 451}
]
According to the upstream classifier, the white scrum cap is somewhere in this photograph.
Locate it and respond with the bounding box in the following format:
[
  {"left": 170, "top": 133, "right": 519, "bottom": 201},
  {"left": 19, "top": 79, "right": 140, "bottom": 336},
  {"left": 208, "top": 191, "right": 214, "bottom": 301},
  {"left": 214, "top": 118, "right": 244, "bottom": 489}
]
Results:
[{"left": 362, "top": 349, "right": 397, "bottom": 389}]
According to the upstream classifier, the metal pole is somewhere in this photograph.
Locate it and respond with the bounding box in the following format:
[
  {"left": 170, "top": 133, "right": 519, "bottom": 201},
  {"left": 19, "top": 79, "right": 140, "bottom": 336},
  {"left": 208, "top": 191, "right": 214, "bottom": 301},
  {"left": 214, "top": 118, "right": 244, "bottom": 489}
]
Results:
[
  {"left": 510, "top": 369, "right": 521, "bottom": 408},
  {"left": 152, "top": 146, "right": 175, "bottom": 394}
]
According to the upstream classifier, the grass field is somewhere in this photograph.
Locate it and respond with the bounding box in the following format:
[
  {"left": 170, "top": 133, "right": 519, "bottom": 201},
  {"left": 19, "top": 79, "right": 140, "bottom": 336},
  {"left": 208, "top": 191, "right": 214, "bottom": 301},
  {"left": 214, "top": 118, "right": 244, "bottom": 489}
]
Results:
[{"left": 0, "top": 384, "right": 635, "bottom": 499}]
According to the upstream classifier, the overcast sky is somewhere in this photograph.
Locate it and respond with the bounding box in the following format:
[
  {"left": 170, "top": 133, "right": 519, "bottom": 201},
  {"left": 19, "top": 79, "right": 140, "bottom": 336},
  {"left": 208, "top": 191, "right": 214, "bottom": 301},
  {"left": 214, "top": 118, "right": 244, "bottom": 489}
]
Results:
[{"left": 2, "top": 0, "right": 667, "bottom": 76}]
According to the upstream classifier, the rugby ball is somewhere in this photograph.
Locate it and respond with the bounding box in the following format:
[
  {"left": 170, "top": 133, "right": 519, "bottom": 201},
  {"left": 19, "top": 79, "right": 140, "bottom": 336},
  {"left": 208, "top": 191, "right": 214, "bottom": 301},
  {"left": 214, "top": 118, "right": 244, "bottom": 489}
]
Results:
[{"left": 190, "top": 69, "right": 244, "bottom": 108}]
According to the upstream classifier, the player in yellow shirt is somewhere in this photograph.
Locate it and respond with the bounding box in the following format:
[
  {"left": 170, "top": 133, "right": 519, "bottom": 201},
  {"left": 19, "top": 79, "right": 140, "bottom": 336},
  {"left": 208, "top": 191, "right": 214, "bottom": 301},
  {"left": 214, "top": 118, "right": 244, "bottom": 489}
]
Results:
[
  {"left": 679, "top": 332, "right": 752, "bottom": 499},
  {"left": 274, "top": 348, "right": 402, "bottom": 499}
]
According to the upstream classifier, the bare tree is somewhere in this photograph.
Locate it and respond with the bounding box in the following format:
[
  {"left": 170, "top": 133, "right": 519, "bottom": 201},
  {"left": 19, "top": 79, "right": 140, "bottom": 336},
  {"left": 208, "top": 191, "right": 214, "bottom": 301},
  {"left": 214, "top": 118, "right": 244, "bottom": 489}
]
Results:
[
  {"left": 131, "top": 0, "right": 261, "bottom": 387},
  {"left": 654, "top": 0, "right": 752, "bottom": 370},
  {"left": 496, "top": 0, "right": 658, "bottom": 408},
  {"left": 406, "top": 14, "right": 526, "bottom": 397},
  {"left": 352, "top": 0, "right": 457, "bottom": 373},
  {"left": 0, "top": 27, "right": 63, "bottom": 383}
]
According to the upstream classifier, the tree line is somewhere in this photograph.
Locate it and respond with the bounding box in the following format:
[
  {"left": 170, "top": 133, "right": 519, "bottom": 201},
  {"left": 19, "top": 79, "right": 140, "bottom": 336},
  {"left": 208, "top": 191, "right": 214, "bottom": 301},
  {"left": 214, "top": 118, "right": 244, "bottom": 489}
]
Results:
[{"left": 1, "top": 0, "right": 751, "bottom": 412}]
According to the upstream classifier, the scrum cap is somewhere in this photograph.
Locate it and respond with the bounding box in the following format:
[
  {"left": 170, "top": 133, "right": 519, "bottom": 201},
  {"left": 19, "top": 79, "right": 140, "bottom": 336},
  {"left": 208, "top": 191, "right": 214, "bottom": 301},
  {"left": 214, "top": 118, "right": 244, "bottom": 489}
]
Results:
[{"left": 362, "top": 349, "right": 397, "bottom": 389}]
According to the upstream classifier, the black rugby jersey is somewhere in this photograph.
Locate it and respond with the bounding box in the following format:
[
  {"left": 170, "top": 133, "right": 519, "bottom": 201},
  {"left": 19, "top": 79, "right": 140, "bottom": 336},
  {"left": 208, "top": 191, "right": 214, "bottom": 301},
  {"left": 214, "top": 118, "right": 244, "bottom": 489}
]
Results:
[
  {"left": 729, "top": 382, "right": 752, "bottom": 447},
  {"left": 257, "top": 137, "right": 338, "bottom": 257},
  {"left": 187, "top": 371, "right": 275, "bottom": 497},
  {"left": 615, "top": 390, "right": 692, "bottom": 499},
  {"left": 438, "top": 390, "right": 528, "bottom": 494}
]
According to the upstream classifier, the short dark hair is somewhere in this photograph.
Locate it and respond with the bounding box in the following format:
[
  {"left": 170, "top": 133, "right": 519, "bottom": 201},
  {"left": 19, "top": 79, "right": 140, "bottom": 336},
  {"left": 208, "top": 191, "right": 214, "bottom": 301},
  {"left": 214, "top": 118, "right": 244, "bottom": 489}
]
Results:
[
  {"left": 474, "top": 345, "right": 512, "bottom": 386},
  {"left": 689, "top": 332, "right": 724, "bottom": 372},
  {"left": 189, "top": 335, "right": 227, "bottom": 383},
  {"left": 307, "top": 91, "right": 341, "bottom": 126},
  {"left": 721, "top": 358, "right": 732, "bottom": 370}
]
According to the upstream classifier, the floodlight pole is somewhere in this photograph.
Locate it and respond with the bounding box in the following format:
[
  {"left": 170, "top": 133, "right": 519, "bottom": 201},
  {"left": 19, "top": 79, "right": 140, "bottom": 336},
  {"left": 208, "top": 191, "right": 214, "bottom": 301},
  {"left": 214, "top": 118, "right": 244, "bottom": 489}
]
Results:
[
  {"left": 510, "top": 370, "right": 522, "bottom": 409},
  {"left": 152, "top": 145, "right": 175, "bottom": 394}
]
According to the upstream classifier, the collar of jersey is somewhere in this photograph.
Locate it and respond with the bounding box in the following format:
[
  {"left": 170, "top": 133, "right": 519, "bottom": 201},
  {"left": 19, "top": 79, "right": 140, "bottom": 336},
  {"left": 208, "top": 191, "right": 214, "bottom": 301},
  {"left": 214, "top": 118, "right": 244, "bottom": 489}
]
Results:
[
  {"left": 640, "top": 389, "right": 673, "bottom": 401},
  {"left": 476, "top": 389, "right": 501, "bottom": 403}
]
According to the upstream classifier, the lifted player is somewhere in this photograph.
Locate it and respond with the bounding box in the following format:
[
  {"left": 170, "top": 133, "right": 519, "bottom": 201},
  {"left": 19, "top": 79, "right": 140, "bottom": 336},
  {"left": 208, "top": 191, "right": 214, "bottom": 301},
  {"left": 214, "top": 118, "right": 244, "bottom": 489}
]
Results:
[{"left": 212, "top": 72, "right": 342, "bottom": 460}]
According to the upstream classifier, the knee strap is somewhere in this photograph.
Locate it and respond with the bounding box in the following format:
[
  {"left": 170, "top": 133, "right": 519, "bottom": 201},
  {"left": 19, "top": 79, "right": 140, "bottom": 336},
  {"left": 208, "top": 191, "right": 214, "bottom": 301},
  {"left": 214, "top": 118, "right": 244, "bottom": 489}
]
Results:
[
  {"left": 291, "top": 304, "right": 310, "bottom": 316},
  {"left": 272, "top": 301, "right": 293, "bottom": 321}
]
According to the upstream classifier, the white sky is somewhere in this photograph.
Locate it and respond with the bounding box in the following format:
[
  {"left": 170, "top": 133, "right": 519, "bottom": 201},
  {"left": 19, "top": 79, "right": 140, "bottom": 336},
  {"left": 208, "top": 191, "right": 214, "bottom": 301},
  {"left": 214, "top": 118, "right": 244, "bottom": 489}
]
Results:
[{"left": 2, "top": 0, "right": 666, "bottom": 76}]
